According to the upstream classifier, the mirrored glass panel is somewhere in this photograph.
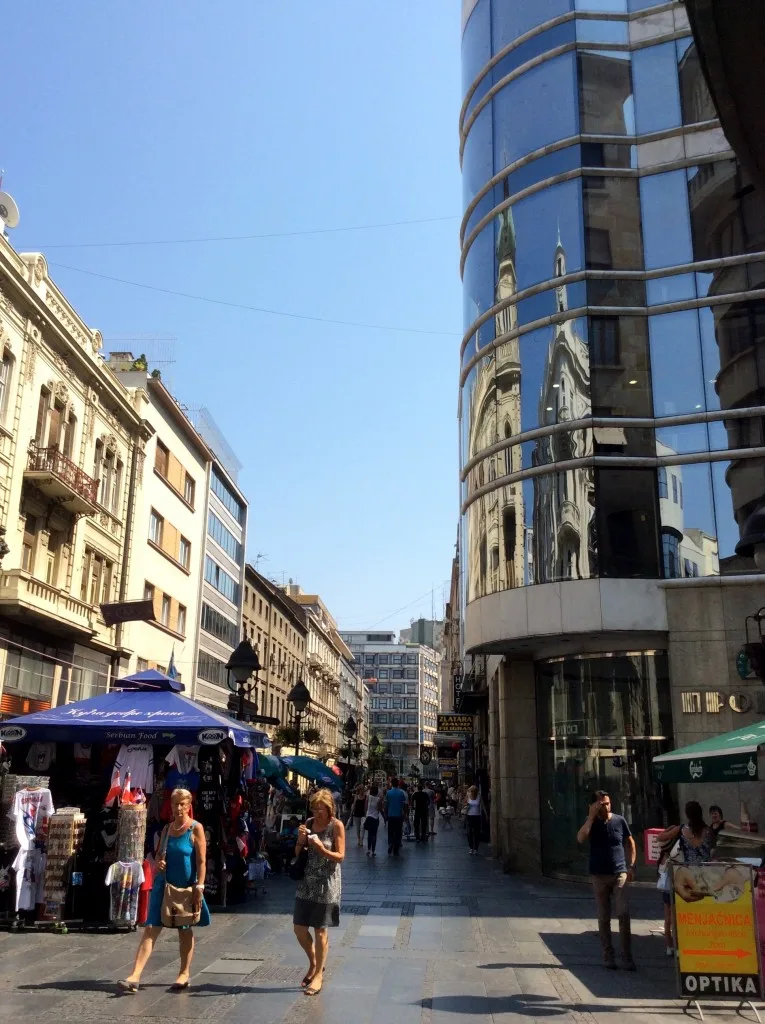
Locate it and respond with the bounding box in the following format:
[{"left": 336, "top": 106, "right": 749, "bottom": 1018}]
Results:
[
  {"left": 632, "top": 42, "right": 682, "bottom": 135},
  {"left": 463, "top": 103, "right": 494, "bottom": 207},
  {"left": 595, "top": 468, "right": 661, "bottom": 577},
  {"left": 656, "top": 423, "right": 709, "bottom": 456},
  {"left": 576, "top": 0, "right": 627, "bottom": 10},
  {"left": 712, "top": 458, "right": 765, "bottom": 575},
  {"left": 646, "top": 274, "right": 696, "bottom": 306},
  {"left": 576, "top": 19, "right": 629, "bottom": 44},
  {"left": 512, "top": 178, "right": 584, "bottom": 292},
  {"left": 590, "top": 315, "right": 652, "bottom": 417},
  {"left": 506, "top": 144, "right": 581, "bottom": 196},
  {"left": 583, "top": 176, "right": 643, "bottom": 270},
  {"left": 463, "top": 189, "right": 496, "bottom": 249},
  {"left": 462, "top": 0, "right": 491, "bottom": 99},
  {"left": 463, "top": 219, "right": 496, "bottom": 335},
  {"left": 578, "top": 50, "right": 633, "bottom": 135},
  {"left": 581, "top": 141, "right": 635, "bottom": 169},
  {"left": 587, "top": 279, "right": 646, "bottom": 306},
  {"left": 532, "top": 461, "right": 596, "bottom": 583},
  {"left": 677, "top": 39, "right": 717, "bottom": 125},
  {"left": 640, "top": 170, "right": 694, "bottom": 270},
  {"left": 520, "top": 316, "right": 591, "bottom": 434},
  {"left": 698, "top": 305, "right": 722, "bottom": 411},
  {"left": 710, "top": 296, "right": 765, "bottom": 417},
  {"left": 492, "top": 0, "right": 574, "bottom": 53},
  {"left": 648, "top": 310, "right": 706, "bottom": 415},
  {"left": 492, "top": 23, "right": 577, "bottom": 100},
  {"left": 464, "top": 353, "right": 498, "bottom": 467},
  {"left": 688, "top": 161, "right": 765, "bottom": 262},
  {"left": 493, "top": 53, "right": 579, "bottom": 169},
  {"left": 657, "top": 459, "right": 718, "bottom": 578}
]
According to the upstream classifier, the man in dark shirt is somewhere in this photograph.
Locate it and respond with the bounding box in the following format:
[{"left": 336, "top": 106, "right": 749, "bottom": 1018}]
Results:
[
  {"left": 412, "top": 782, "right": 430, "bottom": 842},
  {"left": 577, "top": 790, "right": 636, "bottom": 971}
]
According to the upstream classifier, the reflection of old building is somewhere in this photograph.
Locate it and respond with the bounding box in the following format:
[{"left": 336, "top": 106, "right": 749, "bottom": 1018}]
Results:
[
  {"left": 532, "top": 241, "right": 594, "bottom": 583},
  {"left": 460, "top": 1, "right": 765, "bottom": 878},
  {"left": 656, "top": 441, "right": 719, "bottom": 579},
  {"left": 466, "top": 209, "right": 524, "bottom": 599}
]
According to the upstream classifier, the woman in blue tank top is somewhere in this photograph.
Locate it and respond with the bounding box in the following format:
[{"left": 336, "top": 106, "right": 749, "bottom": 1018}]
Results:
[{"left": 118, "top": 788, "right": 209, "bottom": 994}]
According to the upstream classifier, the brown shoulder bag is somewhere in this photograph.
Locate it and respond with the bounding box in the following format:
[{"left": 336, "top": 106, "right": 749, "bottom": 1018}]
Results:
[{"left": 159, "top": 824, "right": 201, "bottom": 927}]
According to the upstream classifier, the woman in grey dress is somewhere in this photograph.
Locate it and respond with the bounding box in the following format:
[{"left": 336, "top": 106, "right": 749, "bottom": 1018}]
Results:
[{"left": 293, "top": 788, "right": 345, "bottom": 996}]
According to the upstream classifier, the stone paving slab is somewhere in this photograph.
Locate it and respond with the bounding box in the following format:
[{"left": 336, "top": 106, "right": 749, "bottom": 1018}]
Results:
[{"left": 0, "top": 825, "right": 755, "bottom": 1024}]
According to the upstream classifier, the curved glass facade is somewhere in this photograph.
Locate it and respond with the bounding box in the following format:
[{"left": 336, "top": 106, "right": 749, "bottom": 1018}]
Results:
[{"left": 460, "top": 0, "right": 765, "bottom": 601}]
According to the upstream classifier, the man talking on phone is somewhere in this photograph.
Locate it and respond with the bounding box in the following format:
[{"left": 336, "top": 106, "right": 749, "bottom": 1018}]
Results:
[{"left": 577, "top": 790, "right": 636, "bottom": 971}]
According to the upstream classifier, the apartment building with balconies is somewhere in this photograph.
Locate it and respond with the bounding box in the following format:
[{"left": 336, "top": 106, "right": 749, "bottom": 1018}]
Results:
[
  {"left": 242, "top": 565, "right": 308, "bottom": 735},
  {"left": 282, "top": 584, "right": 345, "bottom": 759},
  {"left": 0, "top": 239, "right": 145, "bottom": 715},
  {"left": 107, "top": 355, "right": 213, "bottom": 685}
]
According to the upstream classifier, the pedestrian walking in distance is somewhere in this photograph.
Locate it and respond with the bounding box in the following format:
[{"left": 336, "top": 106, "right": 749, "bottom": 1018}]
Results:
[
  {"left": 348, "top": 783, "right": 367, "bottom": 848},
  {"left": 364, "top": 784, "right": 383, "bottom": 856},
  {"left": 412, "top": 781, "right": 430, "bottom": 842},
  {"left": 427, "top": 783, "right": 437, "bottom": 835},
  {"left": 464, "top": 785, "right": 484, "bottom": 855},
  {"left": 118, "top": 788, "right": 209, "bottom": 994},
  {"left": 384, "top": 777, "right": 408, "bottom": 856},
  {"left": 293, "top": 789, "right": 345, "bottom": 997},
  {"left": 576, "top": 790, "right": 636, "bottom": 971}
]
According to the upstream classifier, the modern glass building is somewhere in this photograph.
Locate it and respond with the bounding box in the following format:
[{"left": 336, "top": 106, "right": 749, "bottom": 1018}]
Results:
[{"left": 459, "top": 0, "right": 765, "bottom": 875}]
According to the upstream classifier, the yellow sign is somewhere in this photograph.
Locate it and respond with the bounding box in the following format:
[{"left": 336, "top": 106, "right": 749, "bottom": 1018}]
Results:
[{"left": 673, "top": 863, "right": 762, "bottom": 998}]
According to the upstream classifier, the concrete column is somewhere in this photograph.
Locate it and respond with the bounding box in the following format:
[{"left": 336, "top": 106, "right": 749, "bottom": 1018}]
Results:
[
  {"left": 498, "top": 658, "right": 542, "bottom": 874},
  {"left": 497, "top": 661, "right": 514, "bottom": 866},
  {"left": 488, "top": 671, "right": 501, "bottom": 858}
]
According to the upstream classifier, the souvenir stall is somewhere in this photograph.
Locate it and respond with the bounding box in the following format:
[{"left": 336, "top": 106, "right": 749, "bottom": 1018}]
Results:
[{"left": 0, "top": 670, "right": 270, "bottom": 931}]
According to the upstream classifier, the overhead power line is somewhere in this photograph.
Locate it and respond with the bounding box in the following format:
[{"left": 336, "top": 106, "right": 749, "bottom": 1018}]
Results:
[
  {"left": 48, "top": 261, "right": 460, "bottom": 337},
  {"left": 34, "top": 214, "right": 460, "bottom": 250}
]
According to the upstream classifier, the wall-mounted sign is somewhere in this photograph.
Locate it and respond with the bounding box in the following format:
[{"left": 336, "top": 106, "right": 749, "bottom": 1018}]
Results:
[
  {"left": 437, "top": 713, "right": 475, "bottom": 734},
  {"left": 681, "top": 691, "right": 755, "bottom": 715},
  {"left": 100, "top": 599, "right": 156, "bottom": 626}
]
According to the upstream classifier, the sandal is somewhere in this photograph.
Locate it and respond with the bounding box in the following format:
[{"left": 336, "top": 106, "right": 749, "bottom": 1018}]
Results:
[
  {"left": 301, "top": 969, "right": 316, "bottom": 988},
  {"left": 117, "top": 980, "right": 139, "bottom": 994},
  {"left": 304, "top": 978, "right": 323, "bottom": 997}
]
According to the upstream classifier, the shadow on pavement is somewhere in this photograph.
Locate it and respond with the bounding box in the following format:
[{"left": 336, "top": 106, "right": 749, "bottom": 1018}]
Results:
[{"left": 428, "top": 994, "right": 566, "bottom": 1016}]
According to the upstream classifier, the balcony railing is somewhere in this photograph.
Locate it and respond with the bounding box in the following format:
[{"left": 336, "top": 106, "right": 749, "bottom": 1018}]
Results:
[{"left": 26, "top": 445, "right": 98, "bottom": 508}]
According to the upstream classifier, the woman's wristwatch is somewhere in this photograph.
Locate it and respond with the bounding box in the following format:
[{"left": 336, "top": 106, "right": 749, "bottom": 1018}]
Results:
[{"left": 194, "top": 884, "right": 205, "bottom": 891}]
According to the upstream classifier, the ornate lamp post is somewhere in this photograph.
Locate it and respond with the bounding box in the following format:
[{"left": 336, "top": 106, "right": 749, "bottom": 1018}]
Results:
[
  {"left": 225, "top": 639, "right": 261, "bottom": 721},
  {"left": 287, "top": 678, "right": 312, "bottom": 757}
]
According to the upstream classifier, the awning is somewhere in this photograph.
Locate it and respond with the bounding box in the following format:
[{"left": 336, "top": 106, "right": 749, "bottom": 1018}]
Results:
[
  {"left": 0, "top": 674, "right": 271, "bottom": 749},
  {"left": 653, "top": 722, "right": 765, "bottom": 783}
]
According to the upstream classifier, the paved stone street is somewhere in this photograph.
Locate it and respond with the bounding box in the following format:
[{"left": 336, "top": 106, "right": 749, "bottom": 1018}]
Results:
[{"left": 0, "top": 824, "right": 731, "bottom": 1024}]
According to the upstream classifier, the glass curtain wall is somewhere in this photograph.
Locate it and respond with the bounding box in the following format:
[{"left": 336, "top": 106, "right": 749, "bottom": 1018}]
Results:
[
  {"left": 460, "top": 0, "right": 765, "bottom": 602},
  {"left": 536, "top": 651, "right": 676, "bottom": 877}
]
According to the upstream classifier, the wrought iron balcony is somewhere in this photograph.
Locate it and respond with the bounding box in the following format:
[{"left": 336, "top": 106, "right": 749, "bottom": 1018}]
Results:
[{"left": 25, "top": 445, "right": 99, "bottom": 514}]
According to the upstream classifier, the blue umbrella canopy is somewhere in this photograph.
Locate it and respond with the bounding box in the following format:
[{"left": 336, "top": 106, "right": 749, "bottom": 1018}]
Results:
[
  {"left": 258, "top": 754, "right": 287, "bottom": 779},
  {"left": 0, "top": 674, "right": 270, "bottom": 749},
  {"left": 280, "top": 755, "right": 342, "bottom": 789},
  {"left": 116, "top": 669, "right": 184, "bottom": 693}
]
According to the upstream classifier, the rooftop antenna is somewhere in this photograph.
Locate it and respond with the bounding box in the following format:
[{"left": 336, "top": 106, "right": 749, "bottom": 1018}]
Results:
[{"left": 254, "top": 552, "right": 268, "bottom": 571}]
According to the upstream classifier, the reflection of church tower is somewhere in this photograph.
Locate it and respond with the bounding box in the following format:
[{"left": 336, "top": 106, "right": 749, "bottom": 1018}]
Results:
[
  {"left": 465, "top": 208, "right": 525, "bottom": 599},
  {"left": 532, "top": 238, "right": 593, "bottom": 583}
]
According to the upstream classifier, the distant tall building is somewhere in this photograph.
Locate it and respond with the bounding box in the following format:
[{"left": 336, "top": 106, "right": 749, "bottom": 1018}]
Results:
[
  {"left": 339, "top": 630, "right": 440, "bottom": 778},
  {"left": 400, "top": 618, "right": 445, "bottom": 654}
]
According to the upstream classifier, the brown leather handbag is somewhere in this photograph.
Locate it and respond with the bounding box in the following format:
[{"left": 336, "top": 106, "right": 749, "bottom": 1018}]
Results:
[{"left": 158, "top": 826, "right": 201, "bottom": 927}]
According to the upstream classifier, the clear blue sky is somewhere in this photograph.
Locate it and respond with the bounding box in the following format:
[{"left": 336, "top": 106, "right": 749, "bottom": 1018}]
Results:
[{"left": 4, "top": 2, "right": 462, "bottom": 631}]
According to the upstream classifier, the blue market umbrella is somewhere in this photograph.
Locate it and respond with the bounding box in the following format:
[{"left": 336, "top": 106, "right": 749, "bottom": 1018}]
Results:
[
  {"left": 280, "top": 755, "right": 342, "bottom": 789},
  {"left": 258, "top": 754, "right": 287, "bottom": 779},
  {"left": 0, "top": 674, "right": 271, "bottom": 749}
]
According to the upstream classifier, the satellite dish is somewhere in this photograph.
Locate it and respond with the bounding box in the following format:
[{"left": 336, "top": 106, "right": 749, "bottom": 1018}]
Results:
[{"left": 0, "top": 193, "right": 19, "bottom": 230}]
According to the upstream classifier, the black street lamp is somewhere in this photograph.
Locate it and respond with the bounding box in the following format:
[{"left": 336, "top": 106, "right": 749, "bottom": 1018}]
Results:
[
  {"left": 225, "top": 639, "right": 261, "bottom": 721},
  {"left": 287, "top": 678, "right": 312, "bottom": 757}
]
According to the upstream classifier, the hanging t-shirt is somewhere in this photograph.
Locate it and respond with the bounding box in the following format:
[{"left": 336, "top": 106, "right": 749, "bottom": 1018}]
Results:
[
  {"left": 12, "top": 848, "right": 46, "bottom": 911},
  {"left": 112, "top": 744, "right": 154, "bottom": 794},
  {"left": 11, "top": 788, "right": 54, "bottom": 850},
  {"left": 197, "top": 749, "right": 223, "bottom": 824},
  {"left": 104, "top": 860, "right": 144, "bottom": 924},
  {"left": 73, "top": 743, "right": 92, "bottom": 765},
  {"left": 165, "top": 745, "right": 200, "bottom": 793},
  {"left": 26, "top": 742, "right": 56, "bottom": 772}
]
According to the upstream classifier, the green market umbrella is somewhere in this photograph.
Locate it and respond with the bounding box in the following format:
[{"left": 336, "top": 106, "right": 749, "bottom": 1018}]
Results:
[{"left": 653, "top": 722, "right": 765, "bottom": 783}]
